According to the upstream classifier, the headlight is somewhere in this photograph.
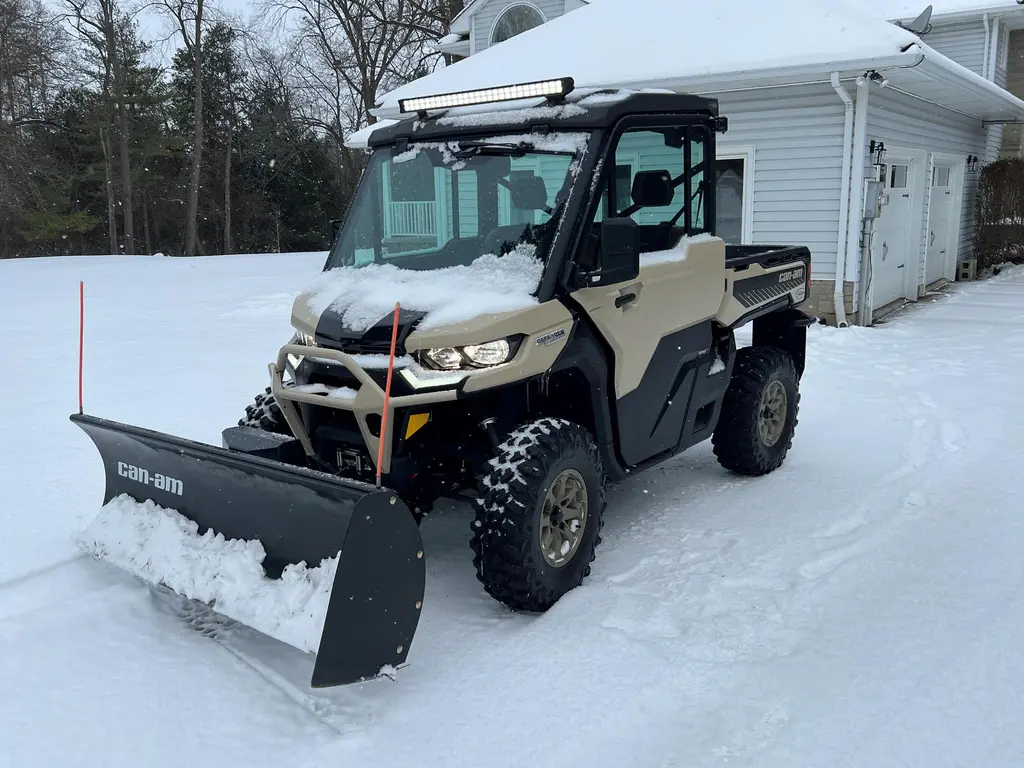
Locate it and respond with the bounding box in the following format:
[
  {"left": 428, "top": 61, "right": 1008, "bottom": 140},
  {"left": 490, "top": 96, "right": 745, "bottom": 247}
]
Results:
[
  {"left": 420, "top": 338, "right": 518, "bottom": 371},
  {"left": 463, "top": 340, "right": 511, "bottom": 366},
  {"left": 423, "top": 347, "right": 464, "bottom": 370}
]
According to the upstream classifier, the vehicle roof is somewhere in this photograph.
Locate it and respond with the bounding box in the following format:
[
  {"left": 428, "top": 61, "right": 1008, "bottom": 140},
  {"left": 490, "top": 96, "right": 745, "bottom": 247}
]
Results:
[{"left": 365, "top": 89, "right": 720, "bottom": 149}]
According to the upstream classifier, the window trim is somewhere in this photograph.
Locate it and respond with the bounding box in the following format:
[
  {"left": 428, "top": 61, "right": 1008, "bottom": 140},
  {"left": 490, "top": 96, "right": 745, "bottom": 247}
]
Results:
[{"left": 488, "top": 2, "right": 547, "bottom": 46}]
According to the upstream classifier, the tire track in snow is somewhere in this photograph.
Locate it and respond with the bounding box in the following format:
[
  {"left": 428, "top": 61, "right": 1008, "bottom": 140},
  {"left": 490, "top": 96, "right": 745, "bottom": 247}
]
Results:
[
  {"left": 589, "top": 375, "right": 976, "bottom": 761},
  {"left": 147, "top": 585, "right": 377, "bottom": 736},
  {"left": 0, "top": 554, "right": 125, "bottom": 625},
  {"left": 586, "top": 366, "right": 973, "bottom": 761},
  {"left": 0, "top": 551, "right": 86, "bottom": 591},
  {"left": 798, "top": 387, "right": 961, "bottom": 585}
]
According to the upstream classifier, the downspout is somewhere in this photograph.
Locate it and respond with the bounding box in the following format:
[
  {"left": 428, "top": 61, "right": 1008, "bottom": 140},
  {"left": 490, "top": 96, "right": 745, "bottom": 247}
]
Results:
[
  {"left": 988, "top": 16, "right": 1001, "bottom": 82},
  {"left": 848, "top": 75, "right": 871, "bottom": 324},
  {"left": 831, "top": 72, "right": 854, "bottom": 327},
  {"left": 982, "top": 14, "right": 991, "bottom": 80}
]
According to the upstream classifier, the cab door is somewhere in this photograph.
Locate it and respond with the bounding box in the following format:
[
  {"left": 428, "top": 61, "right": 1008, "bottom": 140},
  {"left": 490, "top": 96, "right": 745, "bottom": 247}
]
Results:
[{"left": 570, "top": 122, "right": 726, "bottom": 467}]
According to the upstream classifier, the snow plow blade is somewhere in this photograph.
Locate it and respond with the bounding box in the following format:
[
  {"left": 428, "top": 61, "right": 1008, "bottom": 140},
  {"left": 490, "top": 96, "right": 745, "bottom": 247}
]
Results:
[{"left": 70, "top": 412, "right": 426, "bottom": 688}]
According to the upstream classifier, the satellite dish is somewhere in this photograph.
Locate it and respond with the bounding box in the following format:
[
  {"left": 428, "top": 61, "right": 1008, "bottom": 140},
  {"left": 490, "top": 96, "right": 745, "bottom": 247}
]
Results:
[{"left": 901, "top": 5, "right": 933, "bottom": 35}]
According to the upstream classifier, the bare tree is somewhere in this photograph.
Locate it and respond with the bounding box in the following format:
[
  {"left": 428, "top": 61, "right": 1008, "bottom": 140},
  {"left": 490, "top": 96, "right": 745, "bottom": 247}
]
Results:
[
  {"left": 0, "top": 0, "right": 69, "bottom": 256},
  {"left": 161, "top": 0, "right": 205, "bottom": 255},
  {"left": 65, "top": 0, "right": 139, "bottom": 253},
  {"left": 368, "top": 0, "right": 465, "bottom": 66},
  {"left": 261, "top": 0, "right": 434, "bottom": 131}
]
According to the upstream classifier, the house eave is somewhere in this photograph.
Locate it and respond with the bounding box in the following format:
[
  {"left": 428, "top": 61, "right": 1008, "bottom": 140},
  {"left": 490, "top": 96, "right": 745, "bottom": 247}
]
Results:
[
  {"left": 435, "top": 33, "right": 471, "bottom": 57},
  {"left": 889, "top": 41, "right": 1024, "bottom": 121},
  {"left": 448, "top": 0, "right": 476, "bottom": 34},
  {"left": 622, "top": 55, "right": 925, "bottom": 96},
  {"left": 891, "top": 4, "right": 1024, "bottom": 25},
  {"left": 372, "top": 54, "right": 926, "bottom": 120}
]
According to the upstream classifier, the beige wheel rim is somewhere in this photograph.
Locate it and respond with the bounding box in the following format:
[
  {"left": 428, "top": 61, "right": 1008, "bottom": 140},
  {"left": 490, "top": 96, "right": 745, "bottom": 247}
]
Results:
[
  {"left": 539, "top": 469, "right": 588, "bottom": 568},
  {"left": 758, "top": 380, "right": 788, "bottom": 447}
]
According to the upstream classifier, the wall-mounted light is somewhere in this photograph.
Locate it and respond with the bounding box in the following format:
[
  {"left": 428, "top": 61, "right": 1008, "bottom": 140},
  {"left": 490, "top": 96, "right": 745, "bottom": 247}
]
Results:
[
  {"left": 869, "top": 140, "right": 887, "bottom": 166},
  {"left": 966, "top": 155, "right": 980, "bottom": 172}
]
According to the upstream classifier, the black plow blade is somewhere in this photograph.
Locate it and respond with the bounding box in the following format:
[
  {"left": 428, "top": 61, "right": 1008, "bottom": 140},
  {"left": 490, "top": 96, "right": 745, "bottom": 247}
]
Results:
[{"left": 70, "top": 412, "right": 426, "bottom": 688}]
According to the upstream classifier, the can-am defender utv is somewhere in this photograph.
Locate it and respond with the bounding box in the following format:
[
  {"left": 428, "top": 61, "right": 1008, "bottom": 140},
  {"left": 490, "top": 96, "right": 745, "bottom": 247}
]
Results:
[{"left": 72, "top": 78, "right": 814, "bottom": 688}]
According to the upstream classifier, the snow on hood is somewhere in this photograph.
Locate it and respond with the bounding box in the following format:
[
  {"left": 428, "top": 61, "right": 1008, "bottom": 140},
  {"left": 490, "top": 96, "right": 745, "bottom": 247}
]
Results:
[{"left": 297, "top": 244, "right": 545, "bottom": 333}]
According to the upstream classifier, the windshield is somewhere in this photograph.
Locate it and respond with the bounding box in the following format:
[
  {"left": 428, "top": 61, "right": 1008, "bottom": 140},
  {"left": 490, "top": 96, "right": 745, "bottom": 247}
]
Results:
[{"left": 325, "top": 133, "right": 589, "bottom": 281}]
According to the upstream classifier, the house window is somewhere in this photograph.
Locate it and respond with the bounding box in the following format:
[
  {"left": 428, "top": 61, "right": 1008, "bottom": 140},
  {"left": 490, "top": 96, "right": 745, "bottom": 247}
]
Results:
[
  {"left": 613, "top": 164, "right": 633, "bottom": 212},
  {"left": 890, "top": 164, "right": 909, "bottom": 190},
  {"left": 389, "top": 152, "right": 436, "bottom": 202},
  {"left": 716, "top": 158, "right": 745, "bottom": 244},
  {"left": 932, "top": 166, "right": 951, "bottom": 188},
  {"left": 490, "top": 4, "right": 545, "bottom": 45}
]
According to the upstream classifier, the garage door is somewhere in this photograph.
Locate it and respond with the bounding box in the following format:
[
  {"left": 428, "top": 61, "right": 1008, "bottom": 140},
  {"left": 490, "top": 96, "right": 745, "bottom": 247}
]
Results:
[
  {"left": 926, "top": 164, "right": 954, "bottom": 286},
  {"left": 872, "top": 161, "right": 914, "bottom": 309}
]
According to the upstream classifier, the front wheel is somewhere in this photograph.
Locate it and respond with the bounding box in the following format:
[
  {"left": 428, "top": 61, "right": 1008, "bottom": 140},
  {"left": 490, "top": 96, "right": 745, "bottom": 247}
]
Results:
[
  {"left": 470, "top": 418, "right": 606, "bottom": 612},
  {"left": 712, "top": 346, "right": 800, "bottom": 476},
  {"left": 239, "top": 387, "right": 290, "bottom": 435}
]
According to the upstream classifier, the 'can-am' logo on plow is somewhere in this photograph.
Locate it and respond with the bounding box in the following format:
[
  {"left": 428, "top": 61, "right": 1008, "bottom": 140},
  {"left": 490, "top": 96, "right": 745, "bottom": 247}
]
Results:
[{"left": 117, "top": 461, "right": 184, "bottom": 496}]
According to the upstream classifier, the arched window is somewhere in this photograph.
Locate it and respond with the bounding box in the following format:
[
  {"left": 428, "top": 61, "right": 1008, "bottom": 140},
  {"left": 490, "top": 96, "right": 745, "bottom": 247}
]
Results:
[{"left": 490, "top": 4, "right": 546, "bottom": 45}]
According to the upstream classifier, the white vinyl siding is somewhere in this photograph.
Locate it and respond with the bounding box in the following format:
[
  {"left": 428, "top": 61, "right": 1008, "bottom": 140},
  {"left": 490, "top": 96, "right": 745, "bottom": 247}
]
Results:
[
  {"left": 715, "top": 84, "right": 849, "bottom": 282},
  {"left": 865, "top": 86, "right": 985, "bottom": 289},
  {"left": 922, "top": 21, "right": 989, "bottom": 77}
]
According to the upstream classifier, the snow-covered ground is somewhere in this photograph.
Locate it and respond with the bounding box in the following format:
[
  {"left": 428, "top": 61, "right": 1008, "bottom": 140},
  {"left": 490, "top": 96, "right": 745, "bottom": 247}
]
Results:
[{"left": 3, "top": 252, "right": 1024, "bottom": 767}]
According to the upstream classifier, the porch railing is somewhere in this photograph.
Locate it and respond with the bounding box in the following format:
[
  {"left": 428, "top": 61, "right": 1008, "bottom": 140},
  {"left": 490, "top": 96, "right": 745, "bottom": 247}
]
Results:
[{"left": 388, "top": 201, "right": 437, "bottom": 237}]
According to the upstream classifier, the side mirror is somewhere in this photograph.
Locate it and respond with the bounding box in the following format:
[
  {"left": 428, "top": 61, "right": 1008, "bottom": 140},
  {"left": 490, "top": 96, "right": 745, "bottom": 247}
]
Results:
[
  {"left": 631, "top": 170, "right": 675, "bottom": 207},
  {"left": 587, "top": 217, "right": 640, "bottom": 287}
]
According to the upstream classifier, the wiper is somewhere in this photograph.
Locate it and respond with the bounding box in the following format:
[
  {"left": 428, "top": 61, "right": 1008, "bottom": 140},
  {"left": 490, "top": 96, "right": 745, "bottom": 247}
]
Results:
[{"left": 453, "top": 141, "right": 531, "bottom": 158}]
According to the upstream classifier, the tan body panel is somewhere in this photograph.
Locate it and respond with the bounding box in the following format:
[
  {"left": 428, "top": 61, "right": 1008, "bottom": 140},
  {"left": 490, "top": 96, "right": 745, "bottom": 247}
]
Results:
[
  {"left": 571, "top": 237, "right": 726, "bottom": 399},
  {"left": 717, "top": 258, "right": 809, "bottom": 327},
  {"left": 272, "top": 302, "right": 574, "bottom": 473},
  {"left": 290, "top": 295, "right": 321, "bottom": 339},
  {"left": 405, "top": 301, "right": 574, "bottom": 394}
]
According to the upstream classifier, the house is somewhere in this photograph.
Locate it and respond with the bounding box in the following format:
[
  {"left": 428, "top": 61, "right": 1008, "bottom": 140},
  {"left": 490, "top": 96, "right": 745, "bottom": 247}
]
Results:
[{"left": 353, "top": 0, "right": 1024, "bottom": 326}]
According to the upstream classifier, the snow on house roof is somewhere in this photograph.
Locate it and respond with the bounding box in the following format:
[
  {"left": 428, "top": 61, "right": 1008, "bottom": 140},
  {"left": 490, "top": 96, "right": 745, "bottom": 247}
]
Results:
[
  {"left": 844, "top": 0, "right": 1024, "bottom": 22},
  {"left": 379, "top": 0, "right": 916, "bottom": 111},
  {"left": 373, "top": 0, "right": 1024, "bottom": 123}
]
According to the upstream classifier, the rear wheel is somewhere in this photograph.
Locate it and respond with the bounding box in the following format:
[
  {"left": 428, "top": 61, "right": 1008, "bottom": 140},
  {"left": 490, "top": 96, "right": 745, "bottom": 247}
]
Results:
[
  {"left": 712, "top": 346, "right": 799, "bottom": 476},
  {"left": 239, "top": 387, "right": 290, "bottom": 435},
  {"left": 470, "top": 418, "right": 606, "bottom": 612}
]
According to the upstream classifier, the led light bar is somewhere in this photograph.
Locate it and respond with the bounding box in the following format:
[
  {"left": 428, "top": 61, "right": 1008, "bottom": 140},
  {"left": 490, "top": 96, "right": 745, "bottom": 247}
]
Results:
[{"left": 398, "top": 77, "right": 575, "bottom": 114}]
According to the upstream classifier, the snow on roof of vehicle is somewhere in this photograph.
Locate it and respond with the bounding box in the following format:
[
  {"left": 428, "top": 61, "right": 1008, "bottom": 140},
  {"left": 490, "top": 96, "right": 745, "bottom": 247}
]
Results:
[
  {"left": 345, "top": 118, "right": 398, "bottom": 149},
  {"left": 372, "top": 0, "right": 1024, "bottom": 123}
]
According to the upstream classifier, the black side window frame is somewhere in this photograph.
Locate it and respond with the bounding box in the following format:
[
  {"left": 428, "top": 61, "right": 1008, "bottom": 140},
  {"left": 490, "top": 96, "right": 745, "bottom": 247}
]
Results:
[{"left": 574, "top": 115, "right": 718, "bottom": 260}]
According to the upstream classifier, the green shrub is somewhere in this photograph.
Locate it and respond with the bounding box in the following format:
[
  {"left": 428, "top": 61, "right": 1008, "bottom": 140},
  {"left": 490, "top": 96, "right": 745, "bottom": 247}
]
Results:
[{"left": 973, "top": 158, "right": 1024, "bottom": 272}]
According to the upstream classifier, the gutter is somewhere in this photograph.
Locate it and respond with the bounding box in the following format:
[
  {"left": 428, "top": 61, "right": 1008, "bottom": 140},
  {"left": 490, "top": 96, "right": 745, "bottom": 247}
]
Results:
[{"left": 831, "top": 72, "right": 854, "bottom": 327}]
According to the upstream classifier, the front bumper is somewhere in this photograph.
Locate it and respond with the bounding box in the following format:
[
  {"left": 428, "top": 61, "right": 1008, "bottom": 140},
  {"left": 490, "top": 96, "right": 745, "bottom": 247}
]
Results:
[{"left": 269, "top": 343, "right": 462, "bottom": 474}]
